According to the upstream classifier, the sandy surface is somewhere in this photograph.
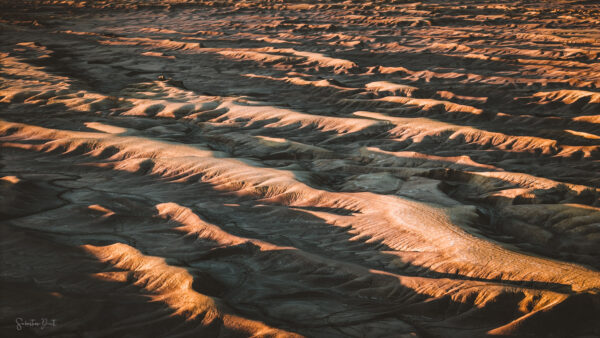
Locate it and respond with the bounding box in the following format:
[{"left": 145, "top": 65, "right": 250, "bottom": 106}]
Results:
[{"left": 1, "top": 1, "right": 599, "bottom": 337}]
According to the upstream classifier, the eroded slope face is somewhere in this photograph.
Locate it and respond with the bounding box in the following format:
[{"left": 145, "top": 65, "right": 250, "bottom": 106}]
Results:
[{"left": 1, "top": 0, "right": 599, "bottom": 337}]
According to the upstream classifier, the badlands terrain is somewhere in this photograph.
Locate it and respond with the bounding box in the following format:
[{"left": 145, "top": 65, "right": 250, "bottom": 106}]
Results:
[{"left": 1, "top": 0, "right": 600, "bottom": 337}]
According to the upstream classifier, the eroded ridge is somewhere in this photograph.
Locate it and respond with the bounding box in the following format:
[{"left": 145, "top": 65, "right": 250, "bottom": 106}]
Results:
[{"left": 1, "top": 1, "right": 599, "bottom": 337}]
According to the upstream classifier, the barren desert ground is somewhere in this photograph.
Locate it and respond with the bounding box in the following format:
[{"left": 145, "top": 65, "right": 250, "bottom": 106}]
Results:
[{"left": 1, "top": 0, "right": 600, "bottom": 337}]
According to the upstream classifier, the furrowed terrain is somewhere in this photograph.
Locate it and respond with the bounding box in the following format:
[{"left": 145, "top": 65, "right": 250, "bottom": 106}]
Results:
[{"left": 1, "top": 1, "right": 599, "bottom": 337}]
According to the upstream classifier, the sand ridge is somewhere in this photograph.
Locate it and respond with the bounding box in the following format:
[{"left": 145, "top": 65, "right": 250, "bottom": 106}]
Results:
[{"left": 1, "top": 1, "right": 599, "bottom": 337}]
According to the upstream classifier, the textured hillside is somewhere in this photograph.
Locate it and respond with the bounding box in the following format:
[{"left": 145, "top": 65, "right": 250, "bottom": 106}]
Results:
[{"left": 1, "top": 1, "right": 599, "bottom": 337}]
